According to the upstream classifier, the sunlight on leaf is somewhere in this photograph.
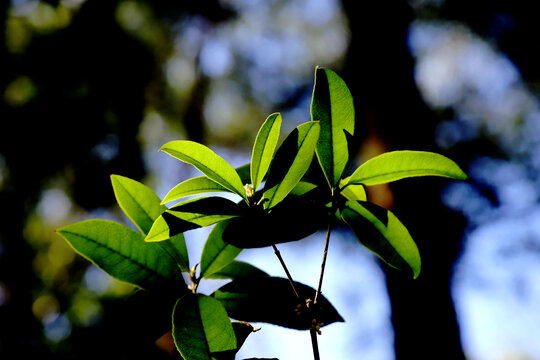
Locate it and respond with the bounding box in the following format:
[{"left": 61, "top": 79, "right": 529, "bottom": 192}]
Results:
[
  {"left": 341, "top": 201, "right": 421, "bottom": 278},
  {"left": 339, "top": 180, "right": 367, "bottom": 202},
  {"left": 200, "top": 220, "right": 243, "bottom": 279},
  {"left": 161, "top": 176, "right": 229, "bottom": 204},
  {"left": 173, "top": 294, "right": 236, "bottom": 360},
  {"left": 348, "top": 150, "right": 468, "bottom": 186},
  {"left": 160, "top": 140, "right": 247, "bottom": 200},
  {"left": 56, "top": 220, "right": 185, "bottom": 289},
  {"left": 263, "top": 121, "right": 320, "bottom": 209},
  {"left": 251, "top": 112, "right": 282, "bottom": 191},
  {"left": 311, "top": 67, "right": 355, "bottom": 187},
  {"left": 111, "top": 175, "right": 166, "bottom": 235}
]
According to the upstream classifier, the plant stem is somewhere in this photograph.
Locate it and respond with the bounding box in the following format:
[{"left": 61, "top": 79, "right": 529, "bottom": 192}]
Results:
[
  {"left": 314, "top": 223, "right": 332, "bottom": 305},
  {"left": 310, "top": 329, "right": 321, "bottom": 360},
  {"left": 272, "top": 244, "right": 320, "bottom": 360},
  {"left": 271, "top": 244, "right": 300, "bottom": 299}
]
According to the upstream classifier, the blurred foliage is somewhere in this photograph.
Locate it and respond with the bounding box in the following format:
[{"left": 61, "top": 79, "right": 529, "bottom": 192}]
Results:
[
  {"left": 0, "top": 0, "right": 347, "bottom": 358},
  {"left": 2, "top": 0, "right": 540, "bottom": 359}
]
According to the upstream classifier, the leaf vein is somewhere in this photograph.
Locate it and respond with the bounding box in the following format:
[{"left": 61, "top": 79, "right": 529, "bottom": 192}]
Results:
[{"left": 61, "top": 230, "right": 170, "bottom": 282}]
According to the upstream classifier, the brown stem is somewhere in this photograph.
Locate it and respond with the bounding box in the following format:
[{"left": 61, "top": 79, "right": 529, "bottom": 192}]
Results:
[
  {"left": 314, "top": 223, "right": 332, "bottom": 305},
  {"left": 271, "top": 244, "right": 300, "bottom": 299},
  {"left": 310, "top": 328, "right": 321, "bottom": 360}
]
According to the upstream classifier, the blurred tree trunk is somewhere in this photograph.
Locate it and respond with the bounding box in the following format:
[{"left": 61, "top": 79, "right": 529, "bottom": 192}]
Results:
[{"left": 340, "top": 1, "right": 467, "bottom": 359}]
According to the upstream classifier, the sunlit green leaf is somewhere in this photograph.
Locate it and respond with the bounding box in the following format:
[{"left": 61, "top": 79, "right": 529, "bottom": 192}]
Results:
[
  {"left": 206, "top": 261, "right": 269, "bottom": 280},
  {"left": 251, "top": 113, "right": 282, "bottom": 191},
  {"left": 173, "top": 293, "right": 236, "bottom": 360},
  {"left": 311, "top": 67, "right": 355, "bottom": 187},
  {"left": 111, "top": 175, "right": 166, "bottom": 235},
  {"left": 162, "top": 176, "right": 229, "bottom": 204},
  {"left": 341, "top": 201, "right": 421, "bottom": 278},
  {"left": 212, "top": 322, "right": 257, "bottom": 360},
  {"left": 110, "top": 175, "right": 190, "bottom": 271},
  {"left": 263, "top": 121, "right": 320, "bottom": 209},
  {"left": 213, "top": 277, "right": 343, "bottom": 330},
  {"left": 160, "top": 140, "right": 247, "bottom": 200},
  {"left": 338, "top": 179, "right": 366, "bottom": 202},
  {"left": 159, "top": 233, "right": 190, "bottom": 272},
  {"left": 348, "top": 150, "right": 468, "bottom": 186},
  {"left": 56, "top": 220, "right": 185, "bottom": 289},
  {"left": 200, "top": 220, "right": 243, "bottom": 279},
  {"left": 144, "top": 215, "right": 170, "bottom": 243},
  {"left": 289, "top": 181, "right": 318, "bottom": 196}
]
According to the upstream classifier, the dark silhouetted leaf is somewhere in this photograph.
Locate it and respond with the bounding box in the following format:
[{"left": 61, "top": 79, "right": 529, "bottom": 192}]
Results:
[
  {"left": 213, "top": 277, "right": 343, "bottom": 330},
  {"left": 221, "top": 196, "right": 328, "bottom": 248},
  {"left": 206, "top": 261, "right": 269, "bottom": 280}
]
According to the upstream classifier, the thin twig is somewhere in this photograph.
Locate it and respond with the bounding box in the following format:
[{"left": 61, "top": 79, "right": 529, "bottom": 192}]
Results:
[
  {"left": 310, "top": 329, "right": 321, "bottom": 360},
  {"left": 272, "top": 244, "right": 300, "bottom": 299},
  {"left": 314, "top": 223, "right": 332, "bottom": 305}
]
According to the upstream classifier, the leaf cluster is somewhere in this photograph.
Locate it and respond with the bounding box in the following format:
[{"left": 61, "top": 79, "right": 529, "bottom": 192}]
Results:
[{"left": 56, "top": 67, "right": 467, "bottom": 359}]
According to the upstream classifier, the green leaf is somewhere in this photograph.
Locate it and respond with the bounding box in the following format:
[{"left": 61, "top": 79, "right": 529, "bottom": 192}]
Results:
[
  {"left": 338, "top": 179, "right": 366, "bottom": 202},
  {"left": 347, "top": 150, "right": 468, "bottom": 186},
  {"left": 159, "top": 233, "right": 190, "bottom": 272},
  {"left": 213, "top": 277, "right": 343, "bottom": 330},
  {"left": 167, "top": 196, "right": 243, "bottom": 226},
  {"left": 145, "top": 197, "right": 243, "bottom": 242},
  {"left": 235, "top": 163, "right": 251, "bottom": 185},
  {"left": 111, "top": 175, "right": 166, "bottom": 235},
  {"left": 251, "top": 113, "right": 282, "bottom": 191},
  {"left": 173, "top": 293, "right": 236, "bottom": 360},
  {"left": 200, "top": 220, "right": 243, "bottom": 279},
  {"left": 162, "top": 176, "right": 229, "bottom": 204},
  {"left": 289, "top": 181, "right": 318, "bottom": 196},
  {"left": 311, "top": 67, "right": 355, "bottom": 187},
  {"left": 56, "top": 220, "right": 185, "bottom": 289},
  {"left": 341, "top": 201, "right": 421, "bottom": 278},
  {"left": 212, "top": 322, "right": 257, "bottom": 360},
  {"left": 110, "top": 175, "right": 190, "bottom": 271},
  {"left": 263, "top": 121, "right": 320, "bottom": 209},
  {"left": 160, "top": 140, "right": 247, "bottom": 200},
  {"left": 144, "top": 215, "right": 171, "bottom": 243},
  {"left": 206, "top": 261, "right": 269, "bottom": 280}
]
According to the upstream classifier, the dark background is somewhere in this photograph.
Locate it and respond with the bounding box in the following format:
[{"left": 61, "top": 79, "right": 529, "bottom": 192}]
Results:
[{"left": 1, "top": 0, "right": 539, "bottom": 359}]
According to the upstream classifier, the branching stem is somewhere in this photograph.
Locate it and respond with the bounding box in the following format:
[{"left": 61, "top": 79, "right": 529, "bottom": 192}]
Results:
[{"left": 272, "top": 197, "right": 334, "bottom": 360}]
